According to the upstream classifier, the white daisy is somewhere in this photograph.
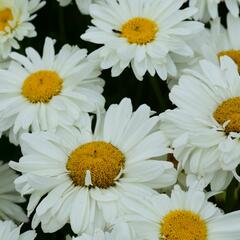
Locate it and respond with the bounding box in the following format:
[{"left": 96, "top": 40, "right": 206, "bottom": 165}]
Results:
[
  {"left": 0, "top": 37, "right": 105, "bottom": 145},
  {"left": 160, "top": 56, "right": 240, "bottom": 191},
  {"left": 190, "top": 0, "right": 240, "bottom": 22},
  {"left": 10, "top": 98, "right": 177, "bottom": 234},
  {"left": 122, "top": 185, "right": 240, "bottom": 240},
  {"left": 0, "top": 220, "right": 36, "bottom": 240},
  {"left": 0, "top": 0, "right": 45, "bottom": 59},
  {"left": 0, "top": 161, "right": 27, "bottom": 223},
  {"left": 81, "top": 0, "right": 203, "bottom": 81}
]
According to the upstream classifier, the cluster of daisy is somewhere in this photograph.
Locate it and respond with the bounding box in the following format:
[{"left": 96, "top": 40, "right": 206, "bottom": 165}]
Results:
[{"left": 0, "top": 0, "right": 240, "bottom": 239}]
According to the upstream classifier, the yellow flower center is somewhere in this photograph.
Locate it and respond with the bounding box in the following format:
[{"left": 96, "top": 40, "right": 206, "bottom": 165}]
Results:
[
  {"left": 160, "top": 210, "right": 207, "bottom": 240},
  {"left": 66, "top": 141, "right": 125, "bottom": 189},
  {"left": 218, "top": 50, "right": 240, "bottom": 71},
  {"left": 214, "top": 97, "right": 240, "bottom": 133},
  {"left": 121, "top": 17, "right": 158, "bottom": 45},
  {"left": 21, "top": 70, "right": 63, "bottom": 104},
  {"left": 0, "top": 8, "right": 13, "bottom": 31}
]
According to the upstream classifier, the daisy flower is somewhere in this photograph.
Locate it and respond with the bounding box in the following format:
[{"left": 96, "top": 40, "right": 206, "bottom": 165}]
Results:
[
  {"left": 160, "top": 56, "right": 240, "bottom": 191},
  {"left": 0, "top": 0, "right": 45, "bottom": 59},
  {"left": 0, "top": 220, "right": 36, "bottom": 240},
  {"left": 123, "top": 185, "right": 240, "bottom": 240},
  {"left": 81, "top": 0, "right": 203, "bottom": 81},
  {"left": 0, "top": 161, "right": 27, "bottom": 223},
  {"left": 0, "top": 37, "right": 105, "bottom": 145},
  {"left": 190, "top": 0, "right": 240, "bottom": 22},
  {"left": 10, "top": 98, "right": 177, "bottom": 234}
]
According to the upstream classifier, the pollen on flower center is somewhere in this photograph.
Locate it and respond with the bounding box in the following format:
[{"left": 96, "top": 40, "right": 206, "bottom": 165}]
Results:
[
  {"left": 218, "top": 50, "right": 240, "bottom": 72},
  {"left": 214, "top": 97, "right": 240, "bottom": 133},
  {"left": 21, "top": 70, "right": 63, "bottom": 104},
  {"left": 0, "top": 8, "right": 13, "bottom": 31},
  {"left": 120, "top": 17, "right": 158, "bottom": 45},
  {"left": 66, "top": 141, "right": 125, "bottom": 189},
  {"left": 160, "top": 210, "right": 207, "bottom": 240}
]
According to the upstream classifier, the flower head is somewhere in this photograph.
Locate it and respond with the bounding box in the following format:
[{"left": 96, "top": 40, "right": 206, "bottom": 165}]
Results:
[
  {"left": 81, "top": 0, "right": 203, "bottom": 80},
  {"left": 0, "top": 0, "right": 45, "bottom": 58},
  {"left": 123, "top": 185, "right": 240, "bottom": 240},
  {"left": 160, "top": 56, "right": 240, "bottom": 191},
  {"left": 10, "top": 98, "right": 177, "bottom": 234},
  {"left": 0, "top": 37, "right": 105, "bottom": 144}
]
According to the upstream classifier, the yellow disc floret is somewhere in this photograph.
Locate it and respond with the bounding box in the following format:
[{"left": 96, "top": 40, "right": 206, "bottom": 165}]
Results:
[
  {"left": 22, "top": 70, "right": 63, "bottom": 104},
  {"left": 0, "top": 8, "right": 13, "bottom": 31},
  {"left": 121, "top": 17, "right": 158, "bottom": 45},
  {"left": 160, "top": 210, "right": 207, "bottom": 240},
  {"left": 218, "top": 50, "right": 240, "bottom": 72},
  {"left": 214, "top": 97, "right": 240, "bottom": 133},
  {"left": 66, "top": 141, "right": 125, "bottom": 189}
]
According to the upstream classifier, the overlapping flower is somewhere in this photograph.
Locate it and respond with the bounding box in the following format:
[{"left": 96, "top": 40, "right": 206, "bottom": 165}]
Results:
[
  {"left": 122, "top": 185, "right": 240, "bottom": 239},
  {"left": 0, "top": 0, "right": 45, "bottom": 59}
]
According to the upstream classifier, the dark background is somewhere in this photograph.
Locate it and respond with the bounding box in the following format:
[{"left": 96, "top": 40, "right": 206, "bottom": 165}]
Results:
[{"left": 0, "top": 1, "right": 239, "bottom": 239}]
